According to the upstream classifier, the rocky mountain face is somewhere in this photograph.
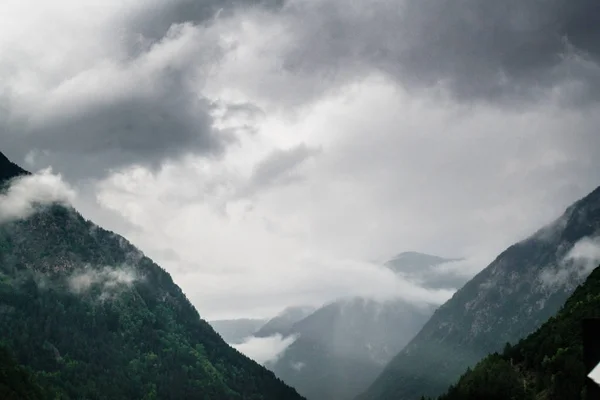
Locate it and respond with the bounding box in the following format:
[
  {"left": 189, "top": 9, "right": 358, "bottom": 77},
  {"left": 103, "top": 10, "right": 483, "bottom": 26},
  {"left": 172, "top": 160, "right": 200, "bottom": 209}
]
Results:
[
  {"left": 0, "top": 152, "right": 304, "bottom": 400},
  {"left": 210, "top": 318, "right": 269, "bottom": 344},
  {"left": 264, "top": 253, "right": 463, "bottom": 400},
  {"left": 358, "top": 185, "right": 600, "bottom": 400}
]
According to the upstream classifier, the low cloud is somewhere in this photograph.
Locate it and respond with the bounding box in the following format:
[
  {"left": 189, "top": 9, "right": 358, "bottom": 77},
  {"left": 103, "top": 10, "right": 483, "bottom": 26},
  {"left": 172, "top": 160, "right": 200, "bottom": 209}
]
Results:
[
  {"left": 232, "top": 334, "right": 297, "bottom": 365},
  {"left": 0, "top": 168, "right": 75, "bottom": 223},
  {"left": 68, "top": 265, "right": 140, "bottom": 298},
  {"left": 564, "top": 236, "right": 600, "bottom": 275},
  {"left": 539, "top": 236, "right": 600, "bottom": 287}
]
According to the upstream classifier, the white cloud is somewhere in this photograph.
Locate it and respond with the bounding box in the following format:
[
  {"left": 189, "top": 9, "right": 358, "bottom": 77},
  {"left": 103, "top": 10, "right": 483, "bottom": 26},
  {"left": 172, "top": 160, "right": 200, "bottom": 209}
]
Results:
[
  {"left": 540, "top": 237, "right": 600, "bottom": 288},
  {"left": 291, "top": 361, "right": 306, "bottom": 371},
  {"left": 232, "top": 334, "right": 298, "bottom": 365},
  {"left": 69, "top": 265, "right": 139, "bottom": 295},
  {"left": 564, "top": 237, "right": 600, "bottom": 276},
  {"left": 0, "top": 168, "right": 75, "bottom": 223}
]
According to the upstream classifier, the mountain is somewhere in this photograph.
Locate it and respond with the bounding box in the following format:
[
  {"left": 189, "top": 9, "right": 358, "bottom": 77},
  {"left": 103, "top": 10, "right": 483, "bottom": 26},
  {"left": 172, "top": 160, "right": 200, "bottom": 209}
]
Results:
[
  {"left": 385, "top": 252, "right": 466, "bottom": 290},
  {"left": 254, "top": 306, "right": 316, "bottom": 338},
  {"left": 0, "top": 152, "right": 304, "bottom": 400},
  {"left": 210, "top": 318, "right": 268, "bottom": 344},
  {"left": 266, "top": 297, "right": 436, "bottom": 400},
  {"left": 260, "top": 253, "right": 464, "bottom": 400},
  {"left": 358, "top": 186, "right": 600, "bottom": 400},
  {"left": 433, "top": 264, "right": 600, "bottom": 400}
]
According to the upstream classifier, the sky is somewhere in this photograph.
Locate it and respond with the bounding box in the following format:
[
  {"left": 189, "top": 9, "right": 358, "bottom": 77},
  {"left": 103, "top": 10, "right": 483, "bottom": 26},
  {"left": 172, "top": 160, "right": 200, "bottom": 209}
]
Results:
[{"left": 1, "top": 0, "right": 600, "bottom": 320}]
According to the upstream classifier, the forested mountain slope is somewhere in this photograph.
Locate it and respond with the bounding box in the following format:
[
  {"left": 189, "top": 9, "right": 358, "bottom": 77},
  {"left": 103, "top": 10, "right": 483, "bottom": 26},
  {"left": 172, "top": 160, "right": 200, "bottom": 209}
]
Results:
[
  {"left": 0, "top": 152, "right": 304, "bottom": 400},
  {"left": 359, "top": 185, "right": 600, "bottom": 400},
  {"left": 433, "top": 264, "right": 600, "bottom": 400}
]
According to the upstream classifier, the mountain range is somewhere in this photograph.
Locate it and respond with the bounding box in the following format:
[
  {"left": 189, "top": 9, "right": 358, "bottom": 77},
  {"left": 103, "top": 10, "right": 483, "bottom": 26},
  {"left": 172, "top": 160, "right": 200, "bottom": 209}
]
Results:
[{"left": 224, "top": 253, "right": 466, "bottom": 400}]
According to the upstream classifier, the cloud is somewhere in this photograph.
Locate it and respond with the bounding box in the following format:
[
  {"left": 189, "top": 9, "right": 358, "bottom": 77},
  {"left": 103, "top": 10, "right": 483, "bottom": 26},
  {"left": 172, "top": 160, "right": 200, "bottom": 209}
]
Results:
[
  {"left": 232, "top": 334, "right": 297, "bottom": 365},
  {"left": 3, "top": 0, "right": 600, "bottom": 321},
  {"left": 68, "top": 265, "right": 140, "bottom": 298},
  {"left": 236, "top": 144, "right": 321, "bottom": 198},
  {"left": 89, "top": 76, "right": 600, "bottom": 318},
  {"left": 539, "top": 236, "right": 600, "bottom": 287},
  {"left": 291, "top": 361, "right": 306, "bottom": 371},
  {"left": 0, "top": 0, "right": 261, "bottom": 179},
  {"left": 263, "top": 0, "right": 600, "bottom": 105},
  {"left": 0, "top": 168, "right": 75, "bottom": 223},
  {"left": 564, "top": 237, "right": 600, "bottom": 275}
]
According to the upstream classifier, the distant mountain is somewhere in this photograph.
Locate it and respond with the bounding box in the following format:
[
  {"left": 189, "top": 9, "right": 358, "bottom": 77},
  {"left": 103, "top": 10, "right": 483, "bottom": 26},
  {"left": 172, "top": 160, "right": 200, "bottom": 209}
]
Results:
[
  {"left": 434, "top": 263, "right": 600, "bottom": 400},
  {"left": 359, "top": 185, "right": 600, "bottom": 400},
  {"left": 385, "top": 252, "right": 466, "bottom": 290},
  {"left": 267, "top": 297, "right": 436, "bottom": 400},
  {"left": 210, "top": 318, "right": 268, "bottom": 344},
  {"left": 259, "top": 253, "right": 465, "bottom": 400},
  {"left": 254, "top": 306, "right": 316, "bottom": 338},
  {"left": 0, "top": 152, "right": 304, "bottom": 400}
]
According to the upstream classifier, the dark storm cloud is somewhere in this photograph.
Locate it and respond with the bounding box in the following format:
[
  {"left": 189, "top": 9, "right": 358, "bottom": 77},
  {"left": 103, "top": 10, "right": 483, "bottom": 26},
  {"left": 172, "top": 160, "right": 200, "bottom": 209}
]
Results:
[
  {"left": 129, "top": 0, "right": 284, "bottom": 44},
  {"left": 280, "top": 0, "right": 600, "bottom": 104},
  {"left": 0, "top": 5, "right": 235, "bottom": 180}
]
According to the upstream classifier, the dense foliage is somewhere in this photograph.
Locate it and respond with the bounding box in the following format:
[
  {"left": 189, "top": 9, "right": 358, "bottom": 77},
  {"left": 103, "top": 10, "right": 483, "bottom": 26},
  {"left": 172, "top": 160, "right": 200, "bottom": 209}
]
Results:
[
  {"left": 359, "top": 185, "right": 600, "bottom": 400},
  {"left": 0, "top": 344, "right": 47, "bottom": 400},
  {"left": 0, "top": 154, "right": 304, "bottom": 400},
  {"left": 432, "top": 264, "right": 600, "bottom": 400}
]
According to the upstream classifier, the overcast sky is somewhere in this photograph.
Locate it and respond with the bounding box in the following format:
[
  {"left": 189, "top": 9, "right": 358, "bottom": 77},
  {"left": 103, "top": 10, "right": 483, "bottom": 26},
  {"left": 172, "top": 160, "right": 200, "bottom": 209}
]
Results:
[{"left": 1, "top": 0, "right": 600, "bottom": 319}]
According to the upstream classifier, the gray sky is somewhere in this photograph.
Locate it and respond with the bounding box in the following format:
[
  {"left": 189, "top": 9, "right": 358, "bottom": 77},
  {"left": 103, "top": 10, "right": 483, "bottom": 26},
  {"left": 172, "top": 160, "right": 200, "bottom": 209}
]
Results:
[{"left": 1, "top": 0, "right": 600, "bottom": 319}]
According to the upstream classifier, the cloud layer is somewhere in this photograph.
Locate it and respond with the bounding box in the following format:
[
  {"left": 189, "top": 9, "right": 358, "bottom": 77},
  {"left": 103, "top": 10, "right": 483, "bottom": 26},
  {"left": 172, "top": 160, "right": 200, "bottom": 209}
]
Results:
[
  {"left": 0, "top": 168, "right": 75, "bottom": 223},
  {"left": 232, "top": 334, "right": 297, "bottom": 365},
  {"left": 1, "top": 0, "right": 600, "bottom": 319}
]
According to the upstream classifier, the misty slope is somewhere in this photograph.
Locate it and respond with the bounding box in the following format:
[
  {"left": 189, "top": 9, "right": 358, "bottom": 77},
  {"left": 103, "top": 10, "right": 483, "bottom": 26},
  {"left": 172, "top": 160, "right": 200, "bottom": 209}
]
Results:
[
  {"left": 267, "top": 298, "right": 436, "bottom": 400},
  {"left": 359, "top": 186, "right": 600, "bottom": 400},
  {"left": 210, "top": 319, "right": 268, "bottom": 344},
  {"left": 0, "top": 153, "right": 304, "bottom": 400},
  {"left": 254, "top": 306, "right": 315, "bottom": 338},
  {"left": 263, "top": 253, "right": 461, "bottom": 400},
  {"left": 434, "top": 264, "right": 600, "bottom": 400}
]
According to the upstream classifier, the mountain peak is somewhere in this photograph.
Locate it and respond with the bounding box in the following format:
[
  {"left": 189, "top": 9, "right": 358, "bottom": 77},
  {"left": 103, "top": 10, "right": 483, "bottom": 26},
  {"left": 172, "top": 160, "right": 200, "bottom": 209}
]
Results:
[{"left": 0, "top": 151, "right": 30, "bottom": 185}]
